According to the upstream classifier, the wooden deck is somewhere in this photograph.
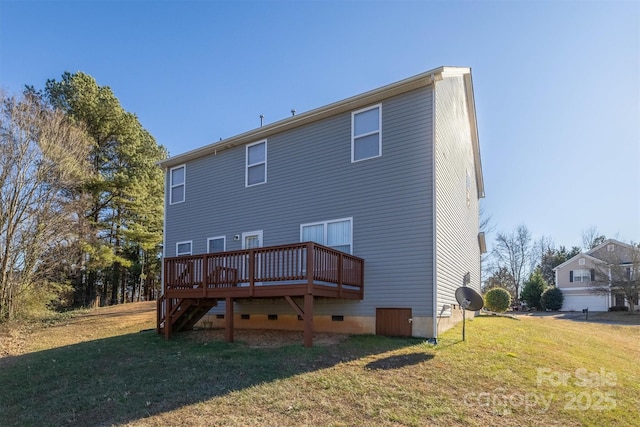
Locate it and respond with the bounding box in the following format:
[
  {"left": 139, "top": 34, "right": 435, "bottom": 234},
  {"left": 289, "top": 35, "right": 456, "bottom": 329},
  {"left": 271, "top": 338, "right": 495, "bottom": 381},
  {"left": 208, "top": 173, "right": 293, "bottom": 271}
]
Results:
[{"left": 157, "top": 242, "right": 364, "bottom": 347}]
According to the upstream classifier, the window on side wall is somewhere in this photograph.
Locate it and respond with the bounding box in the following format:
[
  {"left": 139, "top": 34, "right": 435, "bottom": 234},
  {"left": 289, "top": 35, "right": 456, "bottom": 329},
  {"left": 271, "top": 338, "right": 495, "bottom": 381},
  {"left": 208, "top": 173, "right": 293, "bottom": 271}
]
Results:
[
  {"left": 300, "top": 218, "right": 353, "bottom": 254},
  {"left": 352, "top": 104, "right": 381, "bottom": 162},
  {"left": 207, "top": 236, "right": 226, "bottom": 253},
  {"left": 246, "top": 140, "right": 267, "bottom": 187},
  {"left": 170, "top": 165, "right": 186, "bottom": 204},
  {"left": 176, "top": 241, "right": 192, "bottom": 256}
]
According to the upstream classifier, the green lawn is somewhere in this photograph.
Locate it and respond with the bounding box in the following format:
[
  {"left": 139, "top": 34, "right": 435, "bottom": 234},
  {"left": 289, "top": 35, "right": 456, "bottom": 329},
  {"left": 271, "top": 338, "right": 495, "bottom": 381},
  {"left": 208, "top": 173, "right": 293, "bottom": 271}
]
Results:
[{"left": 0, "top": 304, "right": 638, "bottom": 426}]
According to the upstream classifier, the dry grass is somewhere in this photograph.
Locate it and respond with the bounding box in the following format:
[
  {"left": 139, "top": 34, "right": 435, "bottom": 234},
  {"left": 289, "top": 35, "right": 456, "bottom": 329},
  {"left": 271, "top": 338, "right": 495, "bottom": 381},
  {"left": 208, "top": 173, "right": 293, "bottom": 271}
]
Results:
[
  {"left": 0, "top": 302, "right": 155, "bottom": 363},
  {"left": 1, "top": 303, "right": 638, "bottom": 426}
]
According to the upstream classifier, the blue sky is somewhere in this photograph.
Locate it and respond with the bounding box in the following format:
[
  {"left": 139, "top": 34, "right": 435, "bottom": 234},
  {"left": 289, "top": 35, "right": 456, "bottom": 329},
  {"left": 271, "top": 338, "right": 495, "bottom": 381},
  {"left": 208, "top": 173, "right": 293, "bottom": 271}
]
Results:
[{"left": 1, "top": 0, "right": 638, "bottom": 250}]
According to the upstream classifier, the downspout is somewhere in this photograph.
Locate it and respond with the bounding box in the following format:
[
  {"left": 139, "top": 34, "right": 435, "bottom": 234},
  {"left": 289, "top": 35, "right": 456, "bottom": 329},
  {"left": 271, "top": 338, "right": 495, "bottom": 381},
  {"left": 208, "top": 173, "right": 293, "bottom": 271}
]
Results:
[{"left": 431, "top": 73, "right": 439, "bottom": 343}]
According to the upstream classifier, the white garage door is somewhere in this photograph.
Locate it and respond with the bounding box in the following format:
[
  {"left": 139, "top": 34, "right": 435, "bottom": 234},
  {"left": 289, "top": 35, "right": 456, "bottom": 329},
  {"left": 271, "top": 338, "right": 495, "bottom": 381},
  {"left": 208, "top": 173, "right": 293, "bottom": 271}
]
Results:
[{"left": 561, "top": 293, "right": 609, "bottom": 312}]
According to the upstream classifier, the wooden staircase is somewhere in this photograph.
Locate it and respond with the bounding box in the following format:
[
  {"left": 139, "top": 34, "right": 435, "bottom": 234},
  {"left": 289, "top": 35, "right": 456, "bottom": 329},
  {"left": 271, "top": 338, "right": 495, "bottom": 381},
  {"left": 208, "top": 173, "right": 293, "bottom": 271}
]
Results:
[{"left": 157, "top": 294, "right": 217, "bottom": 337}]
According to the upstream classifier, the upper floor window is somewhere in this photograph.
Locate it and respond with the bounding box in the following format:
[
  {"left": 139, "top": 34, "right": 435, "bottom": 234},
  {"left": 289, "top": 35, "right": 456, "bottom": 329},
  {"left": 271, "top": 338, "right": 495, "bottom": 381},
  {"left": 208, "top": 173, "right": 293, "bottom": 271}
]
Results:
[
  {"left": 170, "top": 165, "right": 186, "bottom": 204},
  {"left": 176, "top": 241, "right": 192, "bottom": 256},
  {"left": 570, "top": 269, "right": 593, "bottom": 283},
  {"left": 352, "top": 104, "right": 381, "bottom": 162},
  {"left": 301, "top": 217, "right": 353, "bottom": 254},
  {"left": 626, "top": 267, "right": 634, "bottom": 280},
  {"left": 207, "top": 236, "right": 226, "bottom": 253},
  {"left": 246, "top": 140, "right": 267, "bottom": 187}
]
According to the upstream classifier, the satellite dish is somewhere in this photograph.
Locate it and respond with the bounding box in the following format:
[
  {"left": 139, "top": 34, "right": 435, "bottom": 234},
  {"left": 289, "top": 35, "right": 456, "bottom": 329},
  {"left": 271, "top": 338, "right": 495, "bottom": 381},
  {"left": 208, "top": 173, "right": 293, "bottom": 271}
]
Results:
[
  {"left": 455, "top": 286, "right": 484, "bottom": 311},
  {"left": 455, "top": 286, "right": 484, "bottom": 341}
]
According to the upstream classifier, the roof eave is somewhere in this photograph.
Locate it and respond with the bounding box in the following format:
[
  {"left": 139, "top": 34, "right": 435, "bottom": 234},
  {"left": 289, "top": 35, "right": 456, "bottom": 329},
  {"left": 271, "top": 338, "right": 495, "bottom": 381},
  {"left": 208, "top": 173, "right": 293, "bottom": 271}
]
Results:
[
  {"left": 158, "top": 66, "right": 461, "bottom": 169},
  {"left": 587, "top": 239, "right": 637, "bottom": 255},
  {"left": 462, "top": 71, "right": 485, "bottom": 199},
  {"left": 553, "top": 253, "right": 606, "bottom": 271}
]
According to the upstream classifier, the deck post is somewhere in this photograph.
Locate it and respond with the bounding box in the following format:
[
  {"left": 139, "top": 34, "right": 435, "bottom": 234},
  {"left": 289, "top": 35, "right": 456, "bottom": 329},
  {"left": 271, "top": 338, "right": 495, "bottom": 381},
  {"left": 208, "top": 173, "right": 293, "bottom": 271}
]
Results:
[
  {"left": 202, "top": 254, "right": 208, "bottom": 298},
  {"left": 304, "top": 293, "right": 313, "bottom": 348},
  {"left": 361, "top": 261, "right": 365, "bottom": 299},
  {"left": 225, "top": 297, "right": 234, "bottom": 343},
  {"left": 164, "top": 297, "right": 171, "bottom": 340},
  {"left": 156, "top": 297, "right": 162, "bottom": 334},
  {"left": 249, "top": 249, "right": 255, "bottom": 297},
  {"left": 337, "top": 253, "right": 343, "bottom": 298},
  {"left": 306, "top": 242, "right": 314, "bottom": 295}
]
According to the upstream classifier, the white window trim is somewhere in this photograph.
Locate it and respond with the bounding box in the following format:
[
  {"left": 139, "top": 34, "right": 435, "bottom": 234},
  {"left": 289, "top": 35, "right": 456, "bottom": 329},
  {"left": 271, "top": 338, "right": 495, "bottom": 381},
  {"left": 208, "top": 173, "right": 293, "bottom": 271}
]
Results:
[
  {"left": 351, "top": 104, "right": 382, "bottom": 163},
  {"left": 241, "top": 230, "right": 263, "bottom": 249},
  {"left": 207, "top": 236, "right": 226, "bottom": 253},
  {"left": 176, "top": 240, "right": 192, "bottom": 256},
  {"left": 579, "top": 258, "right": 585, "bottom": 265},
  {"left": 300, "top": 217, "right": 353, "bottom": 254},
  {"left": 245, "top": 140, "right": 267, "bottom": 187},
  {"left": 169, "top": 164, "right": 186, "bottom": 205},
  {"left": 572, "top": 269, "right": 591, "bottom": 283}
]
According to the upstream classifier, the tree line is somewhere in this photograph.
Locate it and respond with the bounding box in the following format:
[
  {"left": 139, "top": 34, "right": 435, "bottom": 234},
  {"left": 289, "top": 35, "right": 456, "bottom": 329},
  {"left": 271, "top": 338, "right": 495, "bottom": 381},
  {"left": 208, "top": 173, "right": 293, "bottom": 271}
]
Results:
[
  {"left": 3, "top": 72, "right": 634, "bottom": 321},
  {"left": 0, "top": 72, "right": 166, "bottom": 321}
]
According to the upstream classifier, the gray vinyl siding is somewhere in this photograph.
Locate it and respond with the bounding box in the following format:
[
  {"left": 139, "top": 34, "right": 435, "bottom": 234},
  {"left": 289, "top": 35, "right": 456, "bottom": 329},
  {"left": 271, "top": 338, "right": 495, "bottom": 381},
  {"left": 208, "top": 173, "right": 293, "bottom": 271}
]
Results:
[
  {"left": 434, "top": 76, "right": 482, "bottom": 314},
  {"left": 164, "top": 86, "right": 435, "bottom": 317}
]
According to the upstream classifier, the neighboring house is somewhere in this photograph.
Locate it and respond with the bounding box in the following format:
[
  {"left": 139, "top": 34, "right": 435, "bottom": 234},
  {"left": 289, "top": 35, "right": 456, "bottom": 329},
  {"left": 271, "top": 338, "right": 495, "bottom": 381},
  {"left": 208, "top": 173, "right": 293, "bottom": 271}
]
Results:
[
  {"left": 554, "top": 239, "right": 640, "bottom": 311},
  {"left": 157, "top": 66, "right": 485, "bottom": 346}
]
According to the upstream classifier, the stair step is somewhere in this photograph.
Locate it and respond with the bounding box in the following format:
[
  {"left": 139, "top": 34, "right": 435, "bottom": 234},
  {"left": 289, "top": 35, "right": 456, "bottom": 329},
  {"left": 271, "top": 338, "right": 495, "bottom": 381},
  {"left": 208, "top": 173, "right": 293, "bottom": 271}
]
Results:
[{"left": 157, "top": 297, "right": 217, "bottom": 336}]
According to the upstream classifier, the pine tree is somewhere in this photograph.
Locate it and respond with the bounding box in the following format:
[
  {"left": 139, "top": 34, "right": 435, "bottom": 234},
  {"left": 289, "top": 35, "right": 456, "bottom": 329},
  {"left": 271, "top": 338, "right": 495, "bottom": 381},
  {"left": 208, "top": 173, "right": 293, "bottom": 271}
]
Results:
[
  {"left": 521, "top": 270, "right": 548, "bottom": 311},
  {"left": 40, "top": 73, "right": 166, "bottom": 306}
]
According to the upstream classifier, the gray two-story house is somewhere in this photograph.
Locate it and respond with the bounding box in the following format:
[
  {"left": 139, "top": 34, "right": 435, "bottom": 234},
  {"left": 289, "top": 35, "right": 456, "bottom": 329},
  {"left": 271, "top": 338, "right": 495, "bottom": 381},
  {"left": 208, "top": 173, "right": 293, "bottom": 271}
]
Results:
[{"left": 157, "top": 66, "right": 485, "bottom": 346}]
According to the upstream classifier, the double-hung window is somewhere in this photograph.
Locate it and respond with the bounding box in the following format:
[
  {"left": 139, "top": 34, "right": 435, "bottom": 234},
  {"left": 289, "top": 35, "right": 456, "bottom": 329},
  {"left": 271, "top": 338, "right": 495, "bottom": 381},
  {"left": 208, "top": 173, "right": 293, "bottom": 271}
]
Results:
[
  {"left": 570, "top": 269, "right": 592, "bottom": 283},
  {"left": 352, "top": 104, "right": 381, "bottom": 162},
  {"left": 207, "top": 236, "right": 226, "bottom": 253},
  {"left": 176, "top": 241, "right": 192, "bottom": 256},
  {"left": 301, "top": 218, "right": 353, "bottom": 254},
  {"left": 170, "top": 165, "right": 186, "bottom": 204},
  {"left": 246, "top": 140, "right": 267, "bottom": 187}
]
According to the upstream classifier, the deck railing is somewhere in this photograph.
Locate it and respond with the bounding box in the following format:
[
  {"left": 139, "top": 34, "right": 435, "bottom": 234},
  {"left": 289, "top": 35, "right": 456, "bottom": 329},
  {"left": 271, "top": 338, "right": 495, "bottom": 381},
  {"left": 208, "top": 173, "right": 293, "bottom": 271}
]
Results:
[{"left": 163, "top": 242, "right": 364, "bottom": 297}]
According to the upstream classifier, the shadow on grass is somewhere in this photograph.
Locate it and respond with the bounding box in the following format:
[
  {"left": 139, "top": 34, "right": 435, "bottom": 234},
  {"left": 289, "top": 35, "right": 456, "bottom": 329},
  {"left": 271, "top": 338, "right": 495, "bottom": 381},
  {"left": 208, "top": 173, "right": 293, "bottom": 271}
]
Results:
[
  {"left": 477, "top": 312, "right": 520, "bottom": 320},
  {"left": 365, "top": 353, "right": 434, "bottom": 370},
  {"left": 0, "top": 330, "right": 425, "bottom": 427}
]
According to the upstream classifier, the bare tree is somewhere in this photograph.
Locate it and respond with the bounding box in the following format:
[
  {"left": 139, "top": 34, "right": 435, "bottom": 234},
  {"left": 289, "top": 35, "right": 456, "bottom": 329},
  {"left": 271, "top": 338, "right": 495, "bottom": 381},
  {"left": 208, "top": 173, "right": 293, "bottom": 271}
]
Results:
[
  {"left": 531, "top": 235, "right": 554, "bottom": 274},
  {"left": 479, "top": 204, "right": 495, "bottom": 283},
  {"left": 582, "top": 226, "right": 606, "bottom": 251},
  {"left": 590, "top": 241, "right": 640, "bottom": 312},
  {"left": 0, "top": 91, "right": 91, "bottom": 320},
  {"left": 479, "top": 205, "right": 495, "bottom": 235},
  {"left": 491, "top": 224, "right": 532, "bottom": 302}
]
